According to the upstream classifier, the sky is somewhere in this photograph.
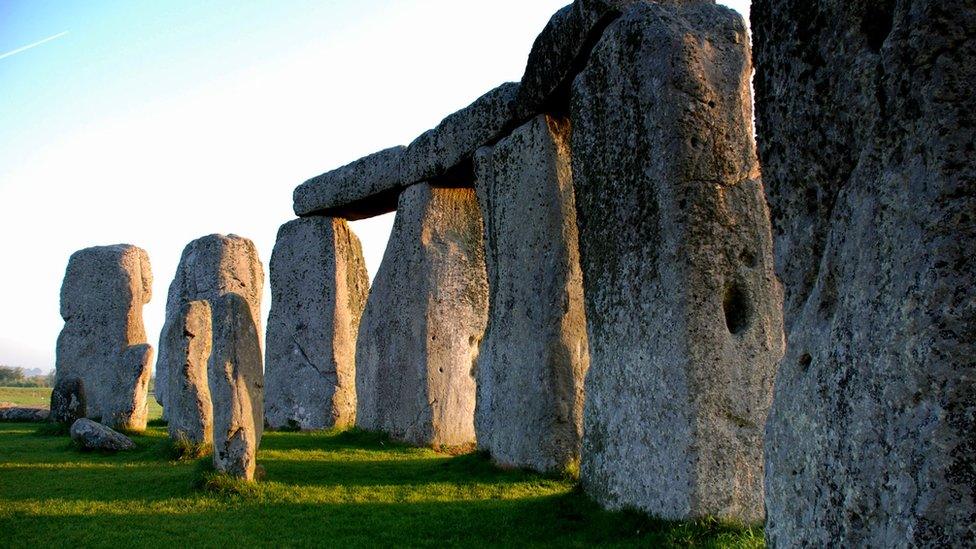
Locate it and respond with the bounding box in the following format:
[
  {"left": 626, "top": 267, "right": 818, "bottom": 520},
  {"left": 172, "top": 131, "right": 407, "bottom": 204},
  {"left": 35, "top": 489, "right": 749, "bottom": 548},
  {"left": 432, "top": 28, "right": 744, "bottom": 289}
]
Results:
[{"left": 0, "top": 0, "right": 750, "bottom": 372}]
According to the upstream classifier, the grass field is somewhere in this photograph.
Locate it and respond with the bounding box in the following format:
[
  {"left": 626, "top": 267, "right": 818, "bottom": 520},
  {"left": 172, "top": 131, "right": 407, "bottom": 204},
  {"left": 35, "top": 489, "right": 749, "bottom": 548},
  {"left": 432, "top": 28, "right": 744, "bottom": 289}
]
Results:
[
  {"left": 0, "top": 388, "right": 764, "bottom": 547},
  {"left": 0, "top": 386, "right": 163, "bottom": 419}
]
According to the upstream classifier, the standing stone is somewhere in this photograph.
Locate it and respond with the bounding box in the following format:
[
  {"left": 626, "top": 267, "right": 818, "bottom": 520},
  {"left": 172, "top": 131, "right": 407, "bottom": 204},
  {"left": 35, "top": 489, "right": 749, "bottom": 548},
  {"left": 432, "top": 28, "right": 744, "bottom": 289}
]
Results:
[
  {"left": 104, "top": 343, "right": 153, "bottom": 431},
  {"left": 356, "top": 183, "right": 488, "bottom": 448},
  {"left": 50, "top": 375, "right": 86, "bottom": 426},
  {"left": 265, "top": 218, "right": 369, "bottom": 431},
  {"left": 571, "top": 2, "right": 784, "bottom": 522},
  {"left": 208, "top": 293, "right": 264, "bottom": 480},
  {"left": 55, "top": 244, "right": 153, "bottom": 421},
  {"left": 473, "top": 114, "right": 589, "bottom": 473},
  {"left": 156, "top": 234, "right": 263, "bottom": 428},
  {"left": 164, "top": 300, "right": 213, "bottom": 445},
  {"left": 754, "top": 0, "right": 976, "bottom": 545}
]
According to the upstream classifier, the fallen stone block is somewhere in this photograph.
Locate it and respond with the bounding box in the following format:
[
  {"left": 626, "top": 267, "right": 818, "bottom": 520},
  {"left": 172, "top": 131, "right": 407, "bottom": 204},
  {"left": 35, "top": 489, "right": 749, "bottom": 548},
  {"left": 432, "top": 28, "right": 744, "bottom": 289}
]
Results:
[
  {"left": 70, "top": 418, "right": 135, "bottom": 451},
  {"left": 0, "top": 405, "right": 50, "bottom": 422}
]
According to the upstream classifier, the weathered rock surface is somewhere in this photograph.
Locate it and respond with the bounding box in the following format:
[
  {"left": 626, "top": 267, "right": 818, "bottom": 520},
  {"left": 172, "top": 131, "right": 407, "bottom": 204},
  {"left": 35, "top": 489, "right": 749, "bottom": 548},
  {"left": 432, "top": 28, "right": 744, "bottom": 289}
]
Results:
[
  {"left": 208, "top": 293, "right": 264, "bottom": 480},
  {"left": 103, "top": 343, "right": 153, "bottom": 431},
  {"left": 50, "top": 375, "right": 86, "bottom": 426},
  {"left": 754, "top": 0, "right": 976, "bottom": 545},
  {"left": 515, "top": 0, "right": 637, "bottom": 116},
  {"left": 164, "top": 300, "right": 214, "bottom": 445},
  {"left": 265, "top": 218, "right": 369, "bottom": 431},
  {"left": 55, "top": 244, "right": 153, "bottom": 421},
  {"left": 293, "top": 84, "right": 521, "bottom": 219},
  {"left": 356, "top": 183, "right": 488, "bottom": 447},
  {"left": 0, "top": 405, "right": 50, "bottom": 422},
  {"left": 70, "top": 418, "right": 135, "bottom": 451},
  {"left": 293, "top": 146, "right": 405, "bottom": 219},
  {"left": 156, "top": 234, "right": 263, "bottom": 425},
  {"left": 473, "top": 114, "right": 588, "bottom": 473},
  {"left": 571, "top": 1, "right": 783, "bottom": 522}
]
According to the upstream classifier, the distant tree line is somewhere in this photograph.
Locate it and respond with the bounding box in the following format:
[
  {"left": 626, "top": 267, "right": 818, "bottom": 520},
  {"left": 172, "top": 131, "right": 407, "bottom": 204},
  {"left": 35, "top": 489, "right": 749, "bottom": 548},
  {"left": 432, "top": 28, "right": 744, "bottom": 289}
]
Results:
[{"left": 0, "top": 365, "right": 55, "bottom": 387}]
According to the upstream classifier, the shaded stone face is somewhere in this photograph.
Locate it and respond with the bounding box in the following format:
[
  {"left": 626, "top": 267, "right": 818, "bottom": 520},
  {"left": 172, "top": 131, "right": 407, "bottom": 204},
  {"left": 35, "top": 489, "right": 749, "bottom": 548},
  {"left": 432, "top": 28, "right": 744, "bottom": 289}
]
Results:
[
  {"left": 155, "top": 234, "right": 263, "bottom": 427},
  {"left": 473, "top": 114, "right": 589, "bottom": 473},
  {"left": 754, "top": 0, "right": 976, "bottom": 545},
  {"left": 208, "top": 293, "right": 264, "bottom": 480},
  {"left": 164, "top": 300, "right": 213, "bottom": 445},
  {"left": 571, "top": 1, "right": 783, "bottom": 522},
  {"left": 50, "top": 375, "right": 86, "bottom": 426},
  {"left": 104, "top": 343, "right": 154, "bottom": 432},
  {"left": 55, "top": 244, "right": 153, "bottom": 421},
  {"left": 265, "top": 217, "right": 369, "bottom": 431},
  {"left": 356, "top": 183, "right": 488, "bottom": 448}
]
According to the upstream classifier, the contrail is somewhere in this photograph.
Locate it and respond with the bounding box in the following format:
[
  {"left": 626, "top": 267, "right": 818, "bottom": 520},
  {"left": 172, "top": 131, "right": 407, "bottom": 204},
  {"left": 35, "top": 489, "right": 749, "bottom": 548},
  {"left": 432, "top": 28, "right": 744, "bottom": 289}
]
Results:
[{"left": 0, "top": 31, "right": 69, "bottom": 61}]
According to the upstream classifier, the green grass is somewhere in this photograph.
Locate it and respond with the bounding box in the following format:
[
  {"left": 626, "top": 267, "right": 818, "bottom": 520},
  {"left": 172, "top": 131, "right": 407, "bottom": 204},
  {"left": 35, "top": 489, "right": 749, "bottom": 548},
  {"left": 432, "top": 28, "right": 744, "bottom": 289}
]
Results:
[
  {"left": 0, "top": 387, "right": 764, "bottom": 547},
  {"left": 0, "top": 386, "right": 163, "bottom": 419}
]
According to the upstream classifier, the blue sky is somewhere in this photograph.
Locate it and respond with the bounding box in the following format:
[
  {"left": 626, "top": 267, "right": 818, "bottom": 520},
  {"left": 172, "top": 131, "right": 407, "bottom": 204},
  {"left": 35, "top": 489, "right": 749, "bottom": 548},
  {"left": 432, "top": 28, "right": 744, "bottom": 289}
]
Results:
[{"left": 0, "top": 0, "right": 750, "bottom": 371}]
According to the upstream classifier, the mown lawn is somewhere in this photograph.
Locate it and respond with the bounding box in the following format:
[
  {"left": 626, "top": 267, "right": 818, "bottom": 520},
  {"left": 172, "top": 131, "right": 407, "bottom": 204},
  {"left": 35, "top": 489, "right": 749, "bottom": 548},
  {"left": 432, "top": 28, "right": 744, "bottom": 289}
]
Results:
[
  {"left": 0, "top": 386, "right": 163, "bottom": 419},
  {"left": 0, "top": 389, "right": 763, "bottom": 548}
]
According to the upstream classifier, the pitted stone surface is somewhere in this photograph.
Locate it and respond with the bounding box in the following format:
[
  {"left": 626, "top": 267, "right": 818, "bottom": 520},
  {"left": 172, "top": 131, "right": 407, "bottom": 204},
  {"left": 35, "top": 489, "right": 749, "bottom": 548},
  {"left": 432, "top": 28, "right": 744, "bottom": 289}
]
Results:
[
  {"left": 208, "top": 293, "right": 264, "bottom": 480},
  {"left": 0, "top": 405, "right": 49, "bottom": 422},
  {"left": 356, "top": 183, "right": 488, "bottom": 447},
  {"left": 754, "top": 0, "right": 976, "bottom": 545},
  {"left": 473, "top": 114, "right": 588, "bottom": 473},
  {"left": 293, "top": 147, "right": 405, "bottom": 219},
  {"left": 104, "top": 343, "right": 153, "bottom": 431},
  {"left": 164, "top": 300, "right": 214, "bottom": 445},
  {"left": 155, "top": 234, "right": 263, "bottom": 424},
  {"left": 265, "top": 217, "right": 369, "bottom": 431},
  {"left": 50, "top": 375, "right": 86, "bottom": 426},
  {"left": 571, "top": 1, "right": 783, "bottom": 522},
  {"left": 55, "top": 244, "right": 153, "bottom": 421}
]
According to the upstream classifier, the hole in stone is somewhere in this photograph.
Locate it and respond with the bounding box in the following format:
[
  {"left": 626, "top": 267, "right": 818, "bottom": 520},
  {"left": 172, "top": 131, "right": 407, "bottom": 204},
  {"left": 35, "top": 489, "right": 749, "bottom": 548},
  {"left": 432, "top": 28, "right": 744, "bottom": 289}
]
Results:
[
  {"left": 740, "top": 249, "right": 758, "bottom": 268},
  {"left": 799, "top": 353, "right": 813, "bottom": 372},
  {"left": 723, "top": 283, "right": 752, "bottom": 335},
  {"left": 862, "top": 0, "right": 895, "bottom": 53}
]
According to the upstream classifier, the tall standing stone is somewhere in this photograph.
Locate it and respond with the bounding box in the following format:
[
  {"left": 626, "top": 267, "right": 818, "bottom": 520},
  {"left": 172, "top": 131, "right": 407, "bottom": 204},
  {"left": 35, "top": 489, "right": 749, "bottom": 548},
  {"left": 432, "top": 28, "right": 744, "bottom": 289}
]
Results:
[
  {"left": 208, "top": 293, "right": 264, "bottom": 480},
  {"left": 155, "top": 234, "right": 263, "bottom": 431},
  {"left": 570, "top": 1, "right": 784, "bottom": 522},
  {"left": 164, "top": 300, "right": 213, "bottom": 445},
  {"left": 356, "top": 183, "right": 488, "bottom": 447},
  {"left": 265, "top": 217, "right": 369, "bottom": 431},
  {"left": 754, "top": 0, "right": 976, "bottom": 545},
  {"left": 55, "top": 244, "right": 154, "bottom": 422},
  {"left": 473, "top": 114, "right": 589, "bottom": 473}
]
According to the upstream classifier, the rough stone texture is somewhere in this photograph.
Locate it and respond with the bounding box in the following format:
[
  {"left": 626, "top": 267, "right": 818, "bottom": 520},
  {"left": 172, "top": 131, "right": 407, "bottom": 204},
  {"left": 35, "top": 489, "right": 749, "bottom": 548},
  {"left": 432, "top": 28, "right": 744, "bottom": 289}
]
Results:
[
  {"left": 164, "top": 300, "right": 214, "bottom": 445},
  {"left": 356, "top": 183, "right": 488, "bottom": 447},
  {"left": 516, "top": 0, "right": 637, "bottom": 116},
  {"left": 70, "top": 418, "right": 135, "bottom": 450},
  {"left": 0, "top": 405, "right": 49, "bottom": 422},
  {"left": 293, "top": 146, "right": 405, "bottom": 219},
  {"left": 473, "top": 114, "right": 588, "bottom": 473},
  {"left": 265, "top": 218, "right": 369, "bottom": 431},
  {"left": 208, "top": 293, "right": 265, "bottom": 480},
  {"left": 103, "top": 343, "right": 153, "bottom": 431},
  {"left": 754, "top": 0, "right": 976, "bottom": 545},
  {"left": 294, "top": 84, "right": 521, "bottom": 220},
  {"left": 156, "top": 234, "right": 263, "bottom": 424},
  {"left": 571, "top": 1, "right": 783, "bottom": 522},
  {"left": 55, "top": 244, "right": 153, "bottom": 421},
  {"left": 50, "top": 375, "right": 86, "bottom": 426}
]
